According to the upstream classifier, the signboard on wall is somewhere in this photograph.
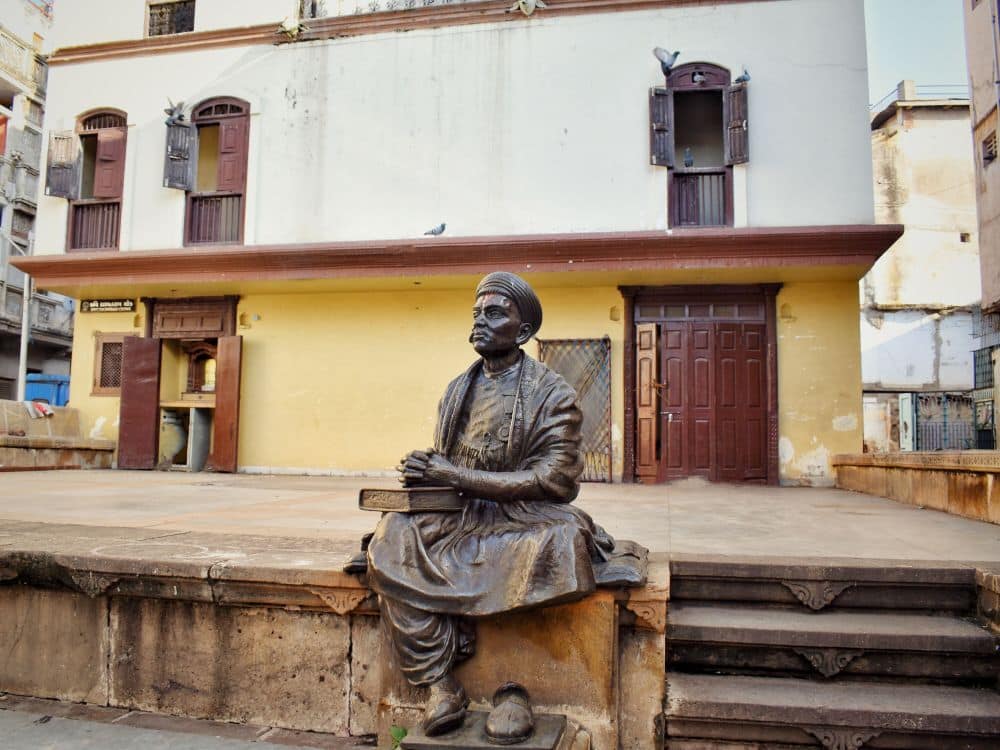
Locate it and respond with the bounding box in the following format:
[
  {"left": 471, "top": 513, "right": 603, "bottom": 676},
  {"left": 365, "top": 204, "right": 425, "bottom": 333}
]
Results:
[{"left": 81, "top": 299, "right": 135, "bottom": 313}]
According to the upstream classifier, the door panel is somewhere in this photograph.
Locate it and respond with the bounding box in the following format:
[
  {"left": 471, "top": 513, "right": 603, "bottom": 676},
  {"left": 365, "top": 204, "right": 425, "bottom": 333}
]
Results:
[
  {"left": 662, "top": 323, "right": 688, "bottom": 479},
  {"left": 635, "top": 323, "right": 659, "bottom": 481},
  {"left": 741, "top": 323, "right": 767, "bottom": 479},
  {"left": 208, "top": 335, "right": 242, "bottom": 473},
  {"left": 117, "top": 336, "right": 161, "bottom": 470}
]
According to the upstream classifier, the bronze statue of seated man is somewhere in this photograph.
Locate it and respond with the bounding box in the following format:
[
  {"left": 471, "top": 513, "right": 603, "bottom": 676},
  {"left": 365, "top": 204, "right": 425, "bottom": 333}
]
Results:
[{"left": 366, "top": 272, "right": 641, "bottom": 741}]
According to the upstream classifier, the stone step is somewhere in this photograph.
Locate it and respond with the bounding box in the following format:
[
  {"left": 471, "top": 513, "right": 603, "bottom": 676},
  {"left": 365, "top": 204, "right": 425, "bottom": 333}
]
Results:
[
  {"left": 667, "top": 603, "right": 999, "bottom": 683},
  {"left": 670, "top": 556, "right": 977, "bottom": 612},
  {"left": 665, "top": 673, "right": 1000, "bottom": 749}
]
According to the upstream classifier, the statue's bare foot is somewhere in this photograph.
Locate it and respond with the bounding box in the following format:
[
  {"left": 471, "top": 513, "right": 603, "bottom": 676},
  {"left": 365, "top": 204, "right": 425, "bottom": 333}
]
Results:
[{"left": 422, "top": 673, "right": 469, "bottom": 736}]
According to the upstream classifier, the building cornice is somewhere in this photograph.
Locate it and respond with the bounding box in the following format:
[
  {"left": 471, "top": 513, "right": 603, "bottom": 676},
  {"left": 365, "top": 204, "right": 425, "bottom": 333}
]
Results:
[
  {"left": 48, "top": 0, "right": 774, "bottom": 66},
  {"left": 12, "top": 225, "right": 903, "bottom": 290}
]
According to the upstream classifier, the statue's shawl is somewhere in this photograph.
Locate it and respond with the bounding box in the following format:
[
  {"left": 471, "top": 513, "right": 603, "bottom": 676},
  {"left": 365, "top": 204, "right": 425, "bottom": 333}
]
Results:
[{"left": 434, "top": 353, "right": 584, "bottom": 503}]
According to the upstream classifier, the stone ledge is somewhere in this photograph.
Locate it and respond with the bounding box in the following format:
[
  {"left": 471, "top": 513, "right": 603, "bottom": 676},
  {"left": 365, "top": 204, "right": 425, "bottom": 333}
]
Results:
[
  {"left": 0, "top": 435, "right": 115, "bottom": 451},
  {"left": 833, "top": 451, "right": 1000, "bottom": 474},
  {"left": 833, "top": 454, "right": 1000, "bottom": 525},
  {"left": 0, "top": 520, "right": 667, "bottom": 622}
]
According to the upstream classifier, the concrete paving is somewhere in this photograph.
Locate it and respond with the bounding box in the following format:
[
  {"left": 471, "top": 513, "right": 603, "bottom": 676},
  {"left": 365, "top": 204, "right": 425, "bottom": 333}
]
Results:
[
  {"left": 0, "top": 694, "right": 371, "bottom": 749},
  {"left": 1, "top": 471, "right": 998, "bottom": 564},
  {"left": 0, "top": 710, "right": 343, "bottom": 750}
]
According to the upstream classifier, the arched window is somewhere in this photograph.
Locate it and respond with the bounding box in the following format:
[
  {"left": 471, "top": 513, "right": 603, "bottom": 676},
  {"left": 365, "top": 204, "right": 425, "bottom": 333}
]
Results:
[
  {"left": 46, "top": 108, "right": 128, "bottom": 250},
  {"left": 649, "top": 62, "right": 748, "bottom": 228},
  {"left": 184, "top": 96, "right": 249, "bottom": 245}
]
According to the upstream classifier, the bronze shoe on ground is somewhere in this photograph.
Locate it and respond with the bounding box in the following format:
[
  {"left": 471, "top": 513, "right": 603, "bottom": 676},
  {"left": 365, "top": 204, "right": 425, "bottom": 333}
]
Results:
[
  {"left": 485, "top": 682, "right": 534, "bottom": 745},
  {"left": 422, "top": 682, "right": 469, "bottom": 736}
]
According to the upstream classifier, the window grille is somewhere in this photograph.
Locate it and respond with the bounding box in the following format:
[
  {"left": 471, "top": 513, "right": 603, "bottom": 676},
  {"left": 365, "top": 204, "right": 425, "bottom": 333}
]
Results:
[
  {"left": 974, "top": 346, "right": 996, "bottom": 390},
  {"left": 148, "top": 1, "right": 195, "bottom": 37},
  {"left": 100, "top": 342, "right": 123, "bottom": 389},
  {"left": 537, "top": 337, "right": 613, "bottom": 482},
  {"left": 93, "top": 334, "right": 125, "bottom": 395},
  {"left": 983, "top": 131, "right": 997, "bottom": 166},
  {"left": 80, "top": 112, "right": 125, "bottom": 131}
]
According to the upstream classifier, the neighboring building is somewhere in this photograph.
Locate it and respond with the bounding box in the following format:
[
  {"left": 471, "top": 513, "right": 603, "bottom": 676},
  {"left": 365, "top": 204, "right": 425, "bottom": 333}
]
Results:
[
  {"left": 864, "top": 81, "right": 982, "bottom": 452},
  {"left": 964, "top": 0, "right": 1000, "bottom": 314},
  {"left": 15, "top": 0, "right": 900, "bottom": 485},
  {"left": 0, "top": 0, "right": 73, "bottom": 400}
]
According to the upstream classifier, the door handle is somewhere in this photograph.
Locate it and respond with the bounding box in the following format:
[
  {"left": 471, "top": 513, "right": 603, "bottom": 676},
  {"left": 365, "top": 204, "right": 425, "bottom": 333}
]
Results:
[
  {"left": 652, "top": 379, "right": 669, "bottom": 391},
  {"left": 659, "top": 412, "right": 675, "bottom": 421}
]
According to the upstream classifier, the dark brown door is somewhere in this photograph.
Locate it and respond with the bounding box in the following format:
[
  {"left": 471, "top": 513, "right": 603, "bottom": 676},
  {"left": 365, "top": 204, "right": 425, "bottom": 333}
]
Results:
[
  {"left": 661, "top": 323, "right": 715, "bottom": 480},
  {"left": 716, "top": 323, "right": 767, "bottom": 481},
  {"left": 630, "top": 289, "right": 774, "bottom": 483},
  {"left": 117, "top": 336, "right": 161, "bottom": 470},
  {"left": 208, "top": 335, "right": 242, "bottom": 473}
]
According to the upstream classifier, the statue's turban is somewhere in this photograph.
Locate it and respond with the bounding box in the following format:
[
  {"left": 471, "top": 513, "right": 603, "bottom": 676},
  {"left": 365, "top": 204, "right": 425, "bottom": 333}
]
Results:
[{"left": 475, "top": 272, "right": 543, "bottom": 337}]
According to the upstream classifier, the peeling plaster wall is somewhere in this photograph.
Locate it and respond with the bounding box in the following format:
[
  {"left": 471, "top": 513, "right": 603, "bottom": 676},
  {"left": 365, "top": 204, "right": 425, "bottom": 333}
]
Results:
[
  {"left": 778, "top": 281, "right": 862, "bottom": 486},
  {"left": 865, "top": 102, "right": 978, "bottom": 395},
  {"left": 861, "top": 309, "right": 975, "bottom": 391},
  {"left": 868, "top": 106, "right": 979, "bottom": 308}
]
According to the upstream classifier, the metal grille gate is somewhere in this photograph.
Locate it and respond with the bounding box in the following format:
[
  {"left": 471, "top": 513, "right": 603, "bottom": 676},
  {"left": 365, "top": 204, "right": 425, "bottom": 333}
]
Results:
[{"left": 537, "top": 337, "right": 613, "bottom": 482}]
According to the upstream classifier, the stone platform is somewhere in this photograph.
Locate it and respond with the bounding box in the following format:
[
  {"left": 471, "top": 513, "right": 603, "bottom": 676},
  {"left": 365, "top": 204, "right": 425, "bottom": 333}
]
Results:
[{"left": 2, "top": 471, "right": 1000, "bottom": 749}]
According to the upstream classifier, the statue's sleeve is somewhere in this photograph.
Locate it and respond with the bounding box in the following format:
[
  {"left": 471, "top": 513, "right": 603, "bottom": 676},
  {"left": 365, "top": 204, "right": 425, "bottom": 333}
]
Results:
[{"left": 520, "top": 378, "right": 585, "bottom": 503}]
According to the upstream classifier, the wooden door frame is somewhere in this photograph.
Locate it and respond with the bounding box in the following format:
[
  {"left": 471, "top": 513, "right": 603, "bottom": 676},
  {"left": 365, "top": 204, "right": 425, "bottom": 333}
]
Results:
[{"left": 620, "top": 284, "right": 781, "bottom": 485}]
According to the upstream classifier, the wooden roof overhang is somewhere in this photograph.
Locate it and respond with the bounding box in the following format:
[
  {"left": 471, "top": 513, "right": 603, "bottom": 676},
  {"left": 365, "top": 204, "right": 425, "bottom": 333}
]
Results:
[{"left": 13, "top": 225, "right": 903, "bottom": 298}]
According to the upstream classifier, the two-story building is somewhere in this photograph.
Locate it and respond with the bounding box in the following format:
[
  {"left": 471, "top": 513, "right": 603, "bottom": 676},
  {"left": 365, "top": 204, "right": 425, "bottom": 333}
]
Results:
[{"left": 15, "top": 0, "right": 901, "bottom": 484}]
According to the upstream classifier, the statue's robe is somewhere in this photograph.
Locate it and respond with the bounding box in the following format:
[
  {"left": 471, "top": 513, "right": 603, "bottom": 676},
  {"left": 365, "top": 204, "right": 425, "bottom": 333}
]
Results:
[{"left": 367, "top": 353, "right": 615, "bottom": 685}]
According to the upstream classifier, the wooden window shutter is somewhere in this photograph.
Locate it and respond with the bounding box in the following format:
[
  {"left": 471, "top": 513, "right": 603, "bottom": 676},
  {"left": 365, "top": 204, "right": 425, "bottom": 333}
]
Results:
[
  {"left": 725, "top": 83, "right": 749, "bottom": 165},
  {"left": 649, "top": 86, "right": 674, "bottom": 168},
  {"left": 45, "top": 130, "right": 81, "bottom": 199},
  {"left": 208, "top": 335, "right": 242, "bottom": 472},
  {"left": 117, "top": 336, "right": 162, "bottom": 470},
  {"left": 163, "top": 122, "right": 198, "bottom": 190},
  {"left": 635, "top": 322, "right": 659, "bottom": 480},
  {"left": 216, "top": 118, "right": 248, "bottom": 192},
  {"left": 93, "top": 127, "right": 127, "bottom": 199}
]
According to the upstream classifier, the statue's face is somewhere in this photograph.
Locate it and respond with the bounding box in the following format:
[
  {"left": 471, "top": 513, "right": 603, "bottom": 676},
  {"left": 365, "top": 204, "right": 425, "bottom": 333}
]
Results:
[{"left": 470, "top": 293, "right": 532, "bottom": 355}]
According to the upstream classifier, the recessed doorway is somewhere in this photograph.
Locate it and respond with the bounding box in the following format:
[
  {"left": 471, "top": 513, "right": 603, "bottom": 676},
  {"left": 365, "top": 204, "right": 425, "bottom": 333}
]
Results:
[{"left": 623, "top": 285, "right": 780, "bottom": 484}]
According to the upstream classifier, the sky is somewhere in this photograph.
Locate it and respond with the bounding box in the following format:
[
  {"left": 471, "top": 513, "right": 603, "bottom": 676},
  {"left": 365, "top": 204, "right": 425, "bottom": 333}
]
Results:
[{"left": 865, "top": 0, "right": 969, "bottom": 105}]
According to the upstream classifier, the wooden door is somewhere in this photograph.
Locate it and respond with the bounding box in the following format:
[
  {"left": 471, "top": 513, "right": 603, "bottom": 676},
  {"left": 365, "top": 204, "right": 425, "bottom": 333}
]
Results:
[
  {"left": 207, "top": 335, "right": 242, "bottom": 473},
  {"left": 716, "top": 323, "right": 766, "bottom": 481},
  {"left": 117, "top": 336, "right": 161, "bottom": 470},
  {"left": 660, "top": 324, "right": 687, "bottom": 478},
  {"left": 661, "top": 323, "right": 715, "bottom": 480},
  {"left": 635, "top": 323, "right": 659, "bottom": 482}
]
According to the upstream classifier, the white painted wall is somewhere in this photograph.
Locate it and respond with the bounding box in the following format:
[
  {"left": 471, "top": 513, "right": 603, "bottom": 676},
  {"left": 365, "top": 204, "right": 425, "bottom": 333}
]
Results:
[
  {"left": 35, "top": 0, "right": 874, "bottom": 254},
  {"left": 861, "top": 309, "right": 975, "bottom": 391},
  {"left": 869, "top": 106, "right": 980, "bottom": 308},
  {"left": 43, "top": 0, "right": 298, "bottom": 50}
]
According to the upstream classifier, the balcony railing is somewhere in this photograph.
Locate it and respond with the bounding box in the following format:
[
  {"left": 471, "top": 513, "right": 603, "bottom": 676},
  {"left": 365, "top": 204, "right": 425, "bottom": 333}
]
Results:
[
  {"left": 0, "top": 155, "right": 40, "bottom": 208},
  {"left": 186, "top": 193, "right": 243, "bottom": 245},
  {"left": 9, "top": 127, "right": 42, "bottom": 168},
  {"left": 0, "top": 25, "right": 47, "bottom": 96},
  {"left": 670, "top": 168, "right": 730, "bottom": 227},
  {"left": 0, "top": 284, "right": 73, "bottom": 338},
  {"left": 69, "top": 200, "right": 121, "bottom": 250}
]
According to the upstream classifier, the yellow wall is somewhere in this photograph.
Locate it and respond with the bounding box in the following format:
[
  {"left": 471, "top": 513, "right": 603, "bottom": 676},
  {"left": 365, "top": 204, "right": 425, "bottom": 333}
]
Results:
[
  {"left": 234, "top": 287, "right": 626, "bottom": 476},
  {"left": 66, "top": 282, "right": 861, "bottom": 486},
  {"left": 67, "top": 309, "right": 142, "bottom": 442},
  {"left": 776, "top": 282, "right": 862, "bottom": 485}
]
